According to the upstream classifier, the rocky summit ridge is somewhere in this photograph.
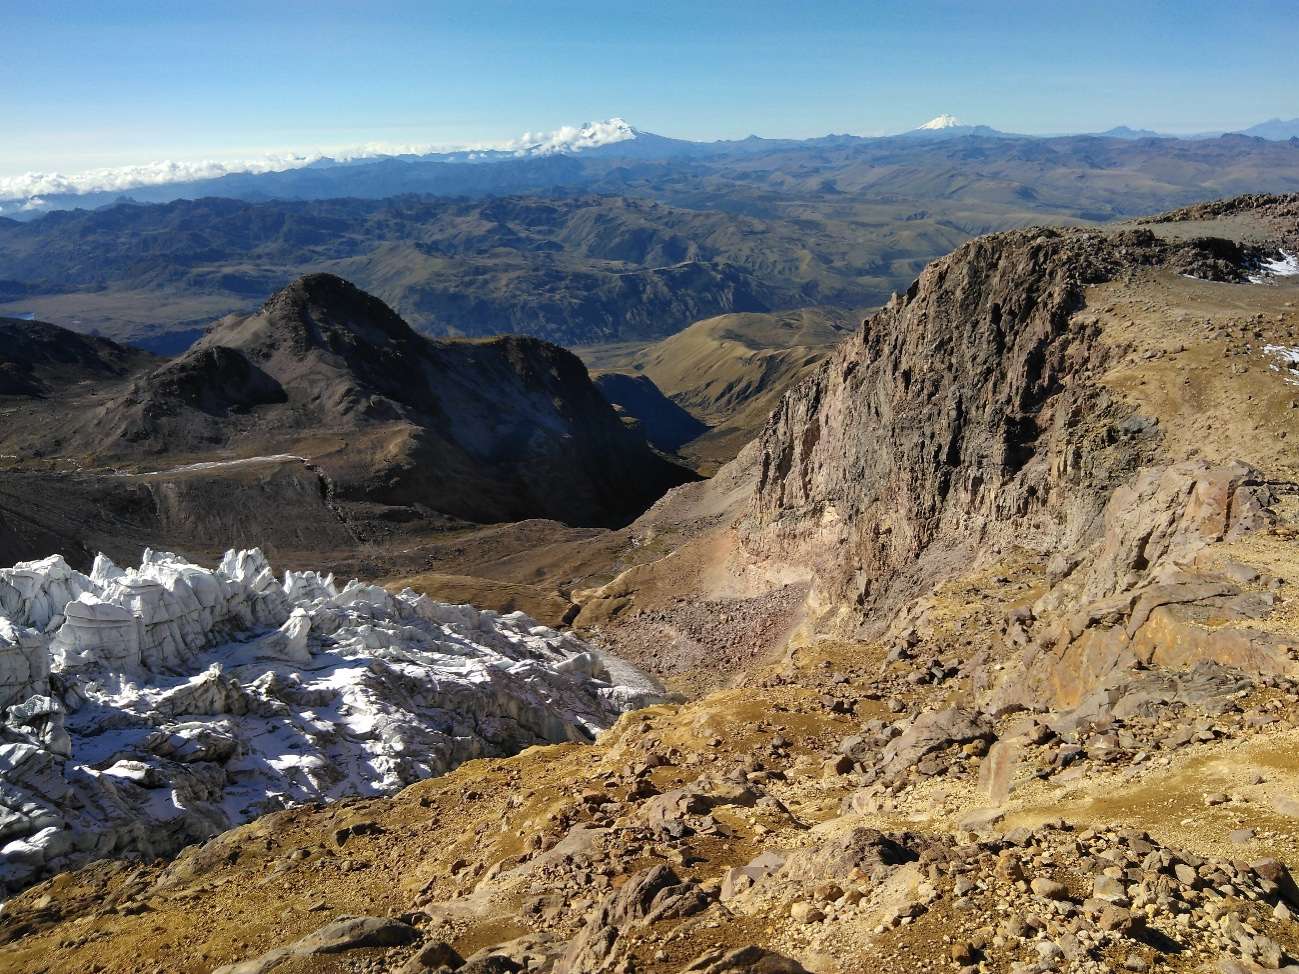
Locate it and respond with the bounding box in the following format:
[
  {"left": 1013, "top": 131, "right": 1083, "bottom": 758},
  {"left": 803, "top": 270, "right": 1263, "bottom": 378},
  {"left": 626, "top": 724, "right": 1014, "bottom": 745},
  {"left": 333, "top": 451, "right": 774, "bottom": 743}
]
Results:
[
  {"left": 74, "top": 272, "right": 697, "bottom": 528},
  {"left": 1, "top": 196, "right": 1299, "bottom": 974}
]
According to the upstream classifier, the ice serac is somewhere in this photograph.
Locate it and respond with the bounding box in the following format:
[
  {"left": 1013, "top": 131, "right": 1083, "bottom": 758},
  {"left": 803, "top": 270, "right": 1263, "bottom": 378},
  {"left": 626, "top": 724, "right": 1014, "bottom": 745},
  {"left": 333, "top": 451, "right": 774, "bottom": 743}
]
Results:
[{"left": 0, "top": 547, "right": 665, "bottom": 894}]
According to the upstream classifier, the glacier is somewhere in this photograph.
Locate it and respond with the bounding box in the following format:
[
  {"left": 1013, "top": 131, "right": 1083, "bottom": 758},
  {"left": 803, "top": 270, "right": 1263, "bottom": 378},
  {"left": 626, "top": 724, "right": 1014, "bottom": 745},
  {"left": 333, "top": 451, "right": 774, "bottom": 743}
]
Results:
[{"left": 0, "top": 547, "right": 664, "bottom": 894}]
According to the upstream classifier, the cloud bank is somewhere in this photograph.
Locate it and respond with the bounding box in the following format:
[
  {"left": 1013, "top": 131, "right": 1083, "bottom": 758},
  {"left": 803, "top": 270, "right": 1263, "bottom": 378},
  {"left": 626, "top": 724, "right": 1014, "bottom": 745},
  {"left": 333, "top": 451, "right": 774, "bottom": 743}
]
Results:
[{"left": 0, "top": 118, "right": 635, "bottom": 207}]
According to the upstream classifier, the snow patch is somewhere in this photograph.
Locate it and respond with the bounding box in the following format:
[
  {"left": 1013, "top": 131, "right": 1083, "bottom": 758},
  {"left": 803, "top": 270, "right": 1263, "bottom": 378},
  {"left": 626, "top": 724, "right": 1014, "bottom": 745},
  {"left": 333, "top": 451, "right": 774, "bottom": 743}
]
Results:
[
  {"left": 1249, "top": 250, "right": 1299, "bottom": 283},
  {"left": 129, "top": 454, "right": 310, "bottom": 477},
  {"left": 0, "top": 547, "right": 664, "bottom": 893},
  {"left": 1264, "top": 344, "right": 1299, "bottom": 385}
]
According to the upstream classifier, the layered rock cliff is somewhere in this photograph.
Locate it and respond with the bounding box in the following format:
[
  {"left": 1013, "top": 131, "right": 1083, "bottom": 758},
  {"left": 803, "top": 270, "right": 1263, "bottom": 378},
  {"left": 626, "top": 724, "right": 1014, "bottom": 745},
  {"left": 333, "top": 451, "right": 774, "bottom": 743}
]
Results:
[
  {"left": 739, "top": 226, "right": 1155, "bottom": 629},
  {"left": 739, "top": 196, "right": 1299, "bottom": 711}
]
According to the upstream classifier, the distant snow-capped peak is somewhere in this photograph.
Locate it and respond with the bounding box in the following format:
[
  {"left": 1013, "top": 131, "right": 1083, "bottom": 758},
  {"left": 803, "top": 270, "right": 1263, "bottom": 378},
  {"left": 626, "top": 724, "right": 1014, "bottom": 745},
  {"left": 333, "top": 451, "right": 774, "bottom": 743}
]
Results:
[
  {"left": 917, "top": 114, "right": 964, "bottom": 130},
  {"left": 512, "top": 117, "right": 636, "bottom": 156},
  {"left": 0, "top": 117, "right": 639, "bottom": 208}
]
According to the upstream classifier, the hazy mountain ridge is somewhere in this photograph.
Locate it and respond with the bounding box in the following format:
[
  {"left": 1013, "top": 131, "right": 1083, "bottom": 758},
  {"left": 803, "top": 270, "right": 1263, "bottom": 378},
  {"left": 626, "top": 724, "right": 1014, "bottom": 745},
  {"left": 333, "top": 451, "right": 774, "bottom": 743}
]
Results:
[
  {"left": 0, "top": 193, "right": 976, "bottom": 347},
  {"left": 5, "top": 116, "right": 1299, "bottom": 217},
  {"left": 4, "top": 131, "right": 1298, "bottom": 349}
]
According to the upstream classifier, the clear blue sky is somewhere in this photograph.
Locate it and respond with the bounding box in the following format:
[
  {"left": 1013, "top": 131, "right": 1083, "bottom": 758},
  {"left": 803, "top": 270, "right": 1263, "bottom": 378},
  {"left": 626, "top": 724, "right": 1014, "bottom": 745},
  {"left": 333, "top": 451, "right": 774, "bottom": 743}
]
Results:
[{"left": 2, "top": 0, "right": 1296, "bottom": 176}]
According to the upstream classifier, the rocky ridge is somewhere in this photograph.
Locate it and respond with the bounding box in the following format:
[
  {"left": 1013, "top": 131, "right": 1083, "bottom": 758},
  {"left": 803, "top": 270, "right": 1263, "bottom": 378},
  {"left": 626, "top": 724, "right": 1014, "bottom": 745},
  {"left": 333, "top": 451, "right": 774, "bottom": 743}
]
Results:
[
  {"left": 63, "top": 274, "right": 696, "bottom": 528},
  {"left": 0, "top": 275, "right": 698, "bottom": 579},
  {"left": 0, "top": 317, "right": 152, "bottom": 398}
]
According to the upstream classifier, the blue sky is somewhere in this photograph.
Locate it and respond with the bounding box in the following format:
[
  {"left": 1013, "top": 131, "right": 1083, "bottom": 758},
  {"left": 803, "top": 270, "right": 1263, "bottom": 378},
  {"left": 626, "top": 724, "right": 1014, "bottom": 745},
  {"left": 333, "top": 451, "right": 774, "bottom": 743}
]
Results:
[{"left": 2, "top": 0, "right": 1296, "bottom": 177}]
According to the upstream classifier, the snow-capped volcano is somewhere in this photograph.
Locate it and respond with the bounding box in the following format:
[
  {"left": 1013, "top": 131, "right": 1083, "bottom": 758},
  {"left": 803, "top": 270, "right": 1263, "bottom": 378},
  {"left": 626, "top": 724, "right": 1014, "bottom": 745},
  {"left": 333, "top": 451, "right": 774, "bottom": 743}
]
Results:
[
  {"left": 917, "top": 114, "right": 964, "bottom": 130},
  {"left": 896, "top": 115, "right": 1008, "bottom": 140},
  {"left": 0, "top": 117, "right": 639, "bottom": 209},
  {"left": 513, "top": 116, "right": 636, "bottom": 155}
]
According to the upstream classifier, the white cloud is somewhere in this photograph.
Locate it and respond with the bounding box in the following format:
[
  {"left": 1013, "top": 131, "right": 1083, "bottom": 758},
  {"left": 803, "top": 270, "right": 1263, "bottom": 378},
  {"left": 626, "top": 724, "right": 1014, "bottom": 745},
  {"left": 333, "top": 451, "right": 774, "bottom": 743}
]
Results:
[
  {"left": 0, "top": 154, "right": 320, "bottom": 202},
  {"left": 505, "top": 117, "right": 635, "bottom": 155},
  {"left": 0, "top": 118, "right": 637, "bottom": 206}
]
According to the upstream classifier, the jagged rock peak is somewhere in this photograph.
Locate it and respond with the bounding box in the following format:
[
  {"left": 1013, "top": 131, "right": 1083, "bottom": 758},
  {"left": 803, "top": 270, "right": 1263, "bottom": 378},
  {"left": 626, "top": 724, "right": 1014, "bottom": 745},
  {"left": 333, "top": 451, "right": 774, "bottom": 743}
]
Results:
[{"left": 241, "top": 272, "right": 425, "bottom": 356}]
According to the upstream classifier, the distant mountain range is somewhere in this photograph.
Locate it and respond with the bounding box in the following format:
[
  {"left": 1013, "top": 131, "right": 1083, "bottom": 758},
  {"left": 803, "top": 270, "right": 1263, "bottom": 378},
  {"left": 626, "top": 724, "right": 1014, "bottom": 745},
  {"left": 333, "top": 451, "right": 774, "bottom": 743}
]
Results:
[
  {"left": 3, "top": 114, "right": 1296, "bottom": 218},
  {"left": 1092, "top": 117, "right": 1299, "bottom": 142},
  {"left": 3, "top": 127, "right": 1297, "bottom": 350}
]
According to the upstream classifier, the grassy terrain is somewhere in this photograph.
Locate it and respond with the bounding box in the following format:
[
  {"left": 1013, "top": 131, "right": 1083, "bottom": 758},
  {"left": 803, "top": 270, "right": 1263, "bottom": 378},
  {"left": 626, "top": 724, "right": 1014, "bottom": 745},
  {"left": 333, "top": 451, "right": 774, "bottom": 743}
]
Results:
[{"left": 580, "top": 307, "right": 860, "bottom": 471}]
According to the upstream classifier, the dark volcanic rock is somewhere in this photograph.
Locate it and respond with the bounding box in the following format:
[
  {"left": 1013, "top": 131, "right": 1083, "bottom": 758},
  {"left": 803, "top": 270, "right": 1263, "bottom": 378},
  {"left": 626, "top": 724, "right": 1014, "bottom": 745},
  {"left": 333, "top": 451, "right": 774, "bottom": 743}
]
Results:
[
  {"left": 75, "top": 274, "right": 698, "bottom": 527},
  {"left": 129, "top": 345, "right": 286, "bottom": 420},
  {"left": 0, "top": 317, "right": 152, "bottom": 397}
]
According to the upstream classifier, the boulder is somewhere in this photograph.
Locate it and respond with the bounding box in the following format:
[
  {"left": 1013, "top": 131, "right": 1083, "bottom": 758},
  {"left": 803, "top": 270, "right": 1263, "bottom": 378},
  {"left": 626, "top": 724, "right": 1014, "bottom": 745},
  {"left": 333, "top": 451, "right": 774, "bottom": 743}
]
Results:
[
  {"left": 780, "top": 827, "right": 915, "bottom": 881},
  {"left": 879, "top": 707, "right": 993, "bottom": 774},
  {"left": 556, "top": 865, "right": 711, "bottom": 974},
  {"left": 212, "top": 916, "right": 419, "bottom": 974},
  {"left": 680, "top": 946, "right": 811, "bottom": 974}
]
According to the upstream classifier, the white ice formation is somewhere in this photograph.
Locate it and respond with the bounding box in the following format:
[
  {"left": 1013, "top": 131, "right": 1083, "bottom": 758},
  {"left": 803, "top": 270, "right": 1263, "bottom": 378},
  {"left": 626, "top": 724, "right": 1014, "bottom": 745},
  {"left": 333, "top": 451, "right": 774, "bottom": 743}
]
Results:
[
  {"left": 1249, "top": 250, "right": 1299, "bottom": 283},
  {"left": 0, "top": 548, "right": 663, "bottom": 893}
]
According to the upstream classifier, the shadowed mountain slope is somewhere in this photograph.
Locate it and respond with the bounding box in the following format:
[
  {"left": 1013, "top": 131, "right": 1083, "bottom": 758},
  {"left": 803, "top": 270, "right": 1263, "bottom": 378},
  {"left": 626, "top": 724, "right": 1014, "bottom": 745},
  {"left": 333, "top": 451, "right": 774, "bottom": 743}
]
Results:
[
  {"left": 0, "top": 276, "right": 697, "bottom": 573},
  {"left": 592, "top": 371, "right": 708, "bottom": 453},
  {"left": 583, "top": 308, "right": 857, "bottom": 470},
  {"left": 0, "top": 317, "right": 153, "bottom": 396}
]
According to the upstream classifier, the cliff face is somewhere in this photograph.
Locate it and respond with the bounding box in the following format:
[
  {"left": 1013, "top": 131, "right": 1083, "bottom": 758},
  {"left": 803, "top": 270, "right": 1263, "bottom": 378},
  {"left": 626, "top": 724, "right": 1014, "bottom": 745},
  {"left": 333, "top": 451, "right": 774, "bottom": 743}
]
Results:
[
  {"left": 739, "top": 227, "right": 1164, "bottom": 630},
  {"left": 738, "top": 196, "right": 1299, "bottom": 708}
]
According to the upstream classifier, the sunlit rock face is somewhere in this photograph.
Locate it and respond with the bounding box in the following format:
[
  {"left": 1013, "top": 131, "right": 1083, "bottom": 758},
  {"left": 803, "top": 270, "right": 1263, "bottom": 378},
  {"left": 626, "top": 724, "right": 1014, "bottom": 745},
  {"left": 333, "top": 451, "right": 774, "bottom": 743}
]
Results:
[{"left": 0, "top": 548, "right": 662, "bottom": 893}]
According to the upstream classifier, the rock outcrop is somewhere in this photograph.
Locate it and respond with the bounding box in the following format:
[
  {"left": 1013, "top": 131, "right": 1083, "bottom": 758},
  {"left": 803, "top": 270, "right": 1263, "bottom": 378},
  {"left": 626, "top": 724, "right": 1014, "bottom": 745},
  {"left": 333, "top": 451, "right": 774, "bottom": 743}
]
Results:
[
  {"left": 739, "top": 227, "right": 1156, "bottom": 630},
  {"left": 989, "top": 459, "right": 1297, "bottom": 711},
  {"left": 737, "top": 224, "right": 1298, "bottom": 633},
  {"left": 0, "top": 546, "right": 665, "bottom": 894}
]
